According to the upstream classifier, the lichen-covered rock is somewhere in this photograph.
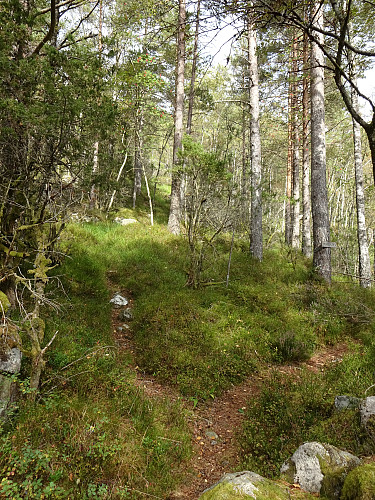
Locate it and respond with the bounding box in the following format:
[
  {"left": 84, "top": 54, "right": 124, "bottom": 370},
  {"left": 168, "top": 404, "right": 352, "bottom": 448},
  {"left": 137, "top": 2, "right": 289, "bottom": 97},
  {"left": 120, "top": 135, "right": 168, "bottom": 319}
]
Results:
[
  {"left": 360, "top": 397, "right": 375, "bottom": 426},
  {"left": 0, "top": 291, "right": 10, "bottom": 314},
  {"left": 341, "top": 463, "right": 375, "bottom": 500},
  {"left": 198, "top": 471, "right": 314, "bottom": 499},
  {"left": 280, "top": 442, "right": 360, "bottom": 498},
  {"left": 334, "top": 395, "right": 361, "bottom": 411},
  {"left": 0, "top": 322, "right": 22, "bottom": 418}
]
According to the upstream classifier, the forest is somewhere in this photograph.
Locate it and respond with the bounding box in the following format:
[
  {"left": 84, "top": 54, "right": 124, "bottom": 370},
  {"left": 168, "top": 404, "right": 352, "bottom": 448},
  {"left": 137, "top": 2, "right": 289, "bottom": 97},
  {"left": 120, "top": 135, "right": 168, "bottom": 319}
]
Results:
[{"left": 1, "top": 0, "right": 375, "bottom": 498}]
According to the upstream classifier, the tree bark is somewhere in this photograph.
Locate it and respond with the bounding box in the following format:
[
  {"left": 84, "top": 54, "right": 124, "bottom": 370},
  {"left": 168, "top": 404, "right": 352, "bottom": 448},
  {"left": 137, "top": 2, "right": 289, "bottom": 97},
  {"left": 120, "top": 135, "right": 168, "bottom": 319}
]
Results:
[
  {"left": 310, "top": 2, "right": 331, "bottom": 282},
  {"left": 291, "top": 33, "right": 300, "bottom": 249},
  {"left": 351, "top": 70, "right": 371, "bottom": 287},
  {"left": 186, "top": 0, "right": 200, "bottom": 135},
  {"left": 302, "top": 28, "right": 312, "bottom": 257},
  {"left": 168, "top": 0, "right": 186, "bottom": 235},
  {"left": 248, "top": 14, "right": 263, "bottom": 260}
]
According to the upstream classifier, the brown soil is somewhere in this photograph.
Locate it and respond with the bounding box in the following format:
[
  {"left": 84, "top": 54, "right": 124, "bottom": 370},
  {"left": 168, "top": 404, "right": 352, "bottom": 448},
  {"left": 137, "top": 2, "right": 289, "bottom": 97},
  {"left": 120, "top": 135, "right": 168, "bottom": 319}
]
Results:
[{"left": 110, "top": 290, "right": 351, "bottom": 500}]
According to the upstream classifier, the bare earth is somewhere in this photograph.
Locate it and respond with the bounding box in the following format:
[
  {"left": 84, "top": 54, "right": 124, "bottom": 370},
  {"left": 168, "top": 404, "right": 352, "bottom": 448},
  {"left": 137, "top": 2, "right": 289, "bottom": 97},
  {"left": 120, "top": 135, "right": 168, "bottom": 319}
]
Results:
[{"left": 110, "top": 289, "right": 350, "bottom": 500}]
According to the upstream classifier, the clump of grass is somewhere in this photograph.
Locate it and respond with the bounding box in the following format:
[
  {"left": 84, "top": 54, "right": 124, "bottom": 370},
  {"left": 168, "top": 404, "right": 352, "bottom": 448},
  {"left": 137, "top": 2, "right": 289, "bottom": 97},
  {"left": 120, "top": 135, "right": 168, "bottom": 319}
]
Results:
[
  {"left": 240, "top": 347, "right": 375, "bottom": 479},
  {"left": 1, "top": 220, "right": 191, "bottom": 499}
]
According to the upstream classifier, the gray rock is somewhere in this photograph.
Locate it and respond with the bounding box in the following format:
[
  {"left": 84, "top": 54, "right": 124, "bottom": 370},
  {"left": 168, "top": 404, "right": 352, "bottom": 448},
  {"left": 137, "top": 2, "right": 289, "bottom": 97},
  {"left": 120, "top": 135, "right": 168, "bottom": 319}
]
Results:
[
  {"left": 198, "top": 471, "right": 307, "bottom": 499},
  {"left": 110, "top": 294, "right": 128, "bottom": 307},
  {"left": 335, "top": 395, "right": 361, "bottom": 411},
  {"left": 0, "top": 347, "right": 22, "bottom": 374},
  {"left": 117, "top": 324, "right": 130, "bottom": 332},
  {"left": 113, "top": 217, "right": 137, "bottom": 226},
  {"left": 200, "top": 471, "right": 266, "bottom": 498},
  {"left": 205, "top": 430, "right": 219, "bottom": 440},
  {"left": 118, "top": 308, "right": 133, "bottom": 321},
  {"left": 360, "top": 396, "right": 375, "bottom": 426},
  {"left": 280, "top": 442, "right": 360, "bottom": 497}
]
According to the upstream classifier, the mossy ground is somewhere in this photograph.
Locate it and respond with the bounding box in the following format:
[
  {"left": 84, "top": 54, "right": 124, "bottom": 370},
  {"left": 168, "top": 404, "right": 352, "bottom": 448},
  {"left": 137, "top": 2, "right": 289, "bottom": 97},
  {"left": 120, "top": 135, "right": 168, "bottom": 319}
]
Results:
[{"left": 1, "top": 202, "right": 375, "bottom": 497}]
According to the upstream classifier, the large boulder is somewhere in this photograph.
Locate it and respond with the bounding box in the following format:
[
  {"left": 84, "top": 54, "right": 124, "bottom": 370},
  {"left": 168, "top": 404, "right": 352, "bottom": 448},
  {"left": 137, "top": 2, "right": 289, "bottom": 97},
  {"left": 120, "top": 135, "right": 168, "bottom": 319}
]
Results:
[
  {"left": 341, "top": 463, "right": 375, "bottom": 500},
  {"left": 198, "top": 471, "right": 314, "bottom": 499},
  {"left": 280, "top": 442, "right": 360, "bottom": 498}
]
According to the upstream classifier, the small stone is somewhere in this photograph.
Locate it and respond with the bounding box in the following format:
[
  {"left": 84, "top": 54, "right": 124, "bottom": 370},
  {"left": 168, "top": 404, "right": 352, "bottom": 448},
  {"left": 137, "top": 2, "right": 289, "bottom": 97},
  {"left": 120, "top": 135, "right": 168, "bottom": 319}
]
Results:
[
  {"left": 118, "top": 308, "right": 133, "bottom": 321},
  {"left": 211, "top": 440, "right": 217, "bottom": 446},
  {"left": 110, "top": 294, "right": 128, "bottom": 307},
  {"left": 205, "top": 430, "right": 219, "bottom": 440}
]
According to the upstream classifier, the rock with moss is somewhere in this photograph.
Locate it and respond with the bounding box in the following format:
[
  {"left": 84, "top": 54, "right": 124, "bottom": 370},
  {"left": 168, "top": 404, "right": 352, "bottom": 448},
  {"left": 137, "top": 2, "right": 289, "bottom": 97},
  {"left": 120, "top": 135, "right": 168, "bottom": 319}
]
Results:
[
  {"left": 341, "top": 463, "right": 375, "bottom": 500},
  {"left": 0, "top": 323, "right": 22, "bottom": 418},
  {"left": 0, "top": 291, "right": 10, "bottom": 314},
  {"left": 360, "top": 397, "right": 375, "bottom": 440},
  {"left": 198, "top": 471, "right": 315, "bottom": 499},
  {"left": 280, "top": 442, "right": 360, "bottom": 498}
]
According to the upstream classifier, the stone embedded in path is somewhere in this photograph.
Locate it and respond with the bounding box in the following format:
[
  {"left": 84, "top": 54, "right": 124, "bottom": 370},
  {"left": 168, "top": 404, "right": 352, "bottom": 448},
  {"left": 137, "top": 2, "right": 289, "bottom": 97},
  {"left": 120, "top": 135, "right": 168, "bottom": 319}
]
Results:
[
  {"left": 110, "top": 294, "right": 128, "bottom": 307},
  {"left": 205, "top": 430, "right": 219, "bottom": 440},
  {"left": 118, "top": 308, "right": 133, "bottom": 321},
  {"left": 280, "top": 442, "right": 360, "bottom": 497}
]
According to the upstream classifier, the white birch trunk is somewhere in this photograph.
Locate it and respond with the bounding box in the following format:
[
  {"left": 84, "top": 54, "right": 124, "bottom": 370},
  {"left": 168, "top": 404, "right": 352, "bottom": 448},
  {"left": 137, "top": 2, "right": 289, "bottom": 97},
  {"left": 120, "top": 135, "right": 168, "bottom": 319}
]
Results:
[
  {"left": 352, "top": 79, "right": 371, "bottom": 287},
  {"left": 248, "top": 16, "right": 263, "bottom": 260},
  {"left": 168, "top": 0, "right": 186, "bottom": 235},
  {"left": 310, "top": 2, "right": 331, "bottom": 282}
]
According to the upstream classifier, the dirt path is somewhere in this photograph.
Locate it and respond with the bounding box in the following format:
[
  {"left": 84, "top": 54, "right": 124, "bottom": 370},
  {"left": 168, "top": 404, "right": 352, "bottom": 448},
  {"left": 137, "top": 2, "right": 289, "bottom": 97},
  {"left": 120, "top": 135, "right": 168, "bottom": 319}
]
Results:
[{"left": 110, "top": 289, "right": 350, "bottom": 499}]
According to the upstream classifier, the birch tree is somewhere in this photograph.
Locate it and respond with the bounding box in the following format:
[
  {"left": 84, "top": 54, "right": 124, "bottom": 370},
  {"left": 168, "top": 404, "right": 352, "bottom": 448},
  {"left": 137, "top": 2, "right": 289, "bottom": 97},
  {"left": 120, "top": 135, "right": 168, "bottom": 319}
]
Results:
[
  {"left": 248, "top": 13, "right": 263, "bottom": 260},
  {"left": 168, "top": 0, "right": 186, "bottom": 235},
  {"left": 310, "top": 1, "right": 331, "bottom": 282}
]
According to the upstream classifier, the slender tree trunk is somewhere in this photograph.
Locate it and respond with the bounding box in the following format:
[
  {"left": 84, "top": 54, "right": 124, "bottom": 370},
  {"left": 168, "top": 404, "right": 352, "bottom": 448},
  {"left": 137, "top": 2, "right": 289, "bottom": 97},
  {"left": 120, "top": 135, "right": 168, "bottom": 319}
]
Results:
[
  {"left": 186, "top": 0, "right": 200, "bottom": 135},
  {"left": 90, "top": 0, "right": 103, "bottom": 209},
  {"left": 168, "top": 0, "right": 186, "bottom": 235},
  {"left": 310, "top": 2, "right": 331, "bottom": 282},
  {"left": 302, "top": 28, "right": 312, "bottom": 257},
  {"left": 285, "top": 78, "right": 293, "bottom": 246},
  {"left": 133, "top": 109, "right": 143, "bottom": 209},
  {"left": 291, "top": 32, "right": 301, "bottom": 249},
  {"left": 351, "top": 77, "right": 371, "bottom": 287},
  {"left": 248, "top": 14, "right": 263, "bottom": 260}
]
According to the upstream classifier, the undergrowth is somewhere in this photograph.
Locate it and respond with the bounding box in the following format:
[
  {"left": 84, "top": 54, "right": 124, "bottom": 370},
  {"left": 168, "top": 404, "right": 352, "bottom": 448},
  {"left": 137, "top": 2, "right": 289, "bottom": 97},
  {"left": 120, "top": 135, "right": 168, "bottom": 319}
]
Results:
[{"left": 2, "top": 206, "right": 375, "bottom": 497}]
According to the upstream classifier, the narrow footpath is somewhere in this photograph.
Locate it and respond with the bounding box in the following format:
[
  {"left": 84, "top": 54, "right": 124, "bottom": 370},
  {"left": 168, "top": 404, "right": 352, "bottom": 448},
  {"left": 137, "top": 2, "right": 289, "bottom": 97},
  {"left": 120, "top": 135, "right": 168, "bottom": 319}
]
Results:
[{"left": 110, "top": 287, "right": 349, "bottom": 500}]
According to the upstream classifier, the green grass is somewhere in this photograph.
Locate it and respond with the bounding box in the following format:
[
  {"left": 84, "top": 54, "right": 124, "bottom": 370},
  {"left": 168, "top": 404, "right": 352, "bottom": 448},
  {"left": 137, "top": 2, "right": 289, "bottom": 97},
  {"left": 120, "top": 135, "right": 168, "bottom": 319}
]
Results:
[{"left": 3, "top": 206, "right": 375, "bottom": 497}]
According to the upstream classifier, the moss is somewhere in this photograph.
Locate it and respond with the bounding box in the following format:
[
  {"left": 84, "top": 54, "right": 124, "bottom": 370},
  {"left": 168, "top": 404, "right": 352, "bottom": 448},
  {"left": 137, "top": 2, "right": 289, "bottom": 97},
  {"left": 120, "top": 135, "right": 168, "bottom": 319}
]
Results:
[
  {"left": 199, "top": 482, "right": 250, "bottom": 499},
  {"left": 199, "top": 477, "right": 315, "bottom": 499},
  {"left": 341, "top": 463, "right": 375, "bottom": 500},
  {"left": 0, "top": 291, "right": 10, "bottom": 314},
  {"left": 318, "top": 445, "right": 360, "bottom": 498},
  {"left": 0, "top": 324, "right": 21, "bottom": 351}
]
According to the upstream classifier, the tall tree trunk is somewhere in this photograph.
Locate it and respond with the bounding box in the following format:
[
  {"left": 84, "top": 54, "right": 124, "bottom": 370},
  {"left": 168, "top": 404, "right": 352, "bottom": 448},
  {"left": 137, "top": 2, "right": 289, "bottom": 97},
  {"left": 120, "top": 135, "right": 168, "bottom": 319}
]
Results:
[
  {"left": 302, "top": 28, "right": 312, "bottom": 257},
  {"left": 186, "top": 0, "right": 200, "bottom": 135},
  {"left": 285, "top": 78, "right": 293, "bottom": 246},
  {"left": 248, "top": 14, "right": 263, "bottom": 260},
  {"left": 310, "top": 2, "right": 331, "bottom": 282},
  {"left": 291, "top": 32, "right": 300, "bottom": 249},
  {"left": 133, "top": 107, "right": 143, "bottom": 209},
  {"left": 351, "top": 71, "right": 371, "bottom": 287},
  {"left": 90, "top": 0, "right": 103, "bottom": 209},
  {"left": 168, "top": 0, "right": 186, "bottom": 235}
]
